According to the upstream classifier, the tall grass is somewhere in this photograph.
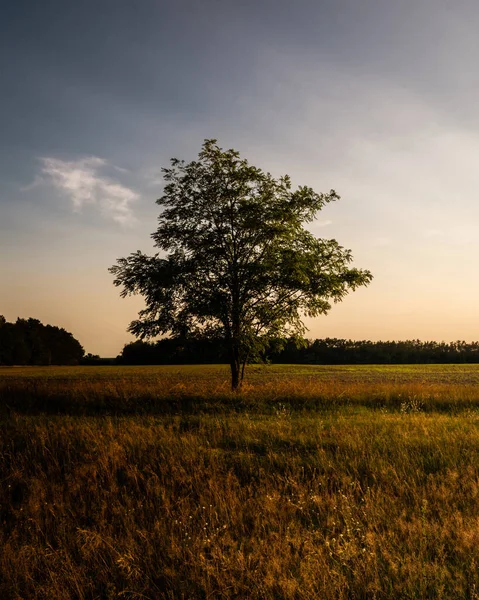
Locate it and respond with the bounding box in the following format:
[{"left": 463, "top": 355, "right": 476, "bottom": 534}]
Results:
[
  {"left": 5, "top": 364, "right": 479, "bottom": 415},
  {"left": 2, "top": 365, "right": 479, "bottom": 598}
]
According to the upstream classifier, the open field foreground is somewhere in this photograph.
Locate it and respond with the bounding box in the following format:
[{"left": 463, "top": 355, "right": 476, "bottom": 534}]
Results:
[{"left": 4, "top": 366, "right": 479, "bottom": 598}]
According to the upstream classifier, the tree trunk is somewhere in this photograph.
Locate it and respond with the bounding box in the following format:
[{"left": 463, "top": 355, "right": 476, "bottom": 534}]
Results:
[
  {"left": 231, "top": 360, "right": 240, "bottom": 391},
  {"left": 230, "top": 343, "right": 242, "bottom": 391}
]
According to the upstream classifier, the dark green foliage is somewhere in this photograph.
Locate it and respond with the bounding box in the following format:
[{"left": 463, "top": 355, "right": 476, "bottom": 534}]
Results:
[
  {"left": 115, "top": 336, "right": 479, "bottom": 365},
  {"left": 271, "top": 337, "right": 479, "bottom": 364},
  {"left": 0, "top": 316, "right": 84, "bottom": 366},
  {"left": 110, "top": 140, "right": 372, "bottom": 388},
  {"left": 116, "top": 337, "right": 227, "bottom": 365}
]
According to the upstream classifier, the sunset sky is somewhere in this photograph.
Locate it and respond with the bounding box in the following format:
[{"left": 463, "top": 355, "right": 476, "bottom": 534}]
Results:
[{"left": 2, "top": 0, "right": 479, "bottom": 356}]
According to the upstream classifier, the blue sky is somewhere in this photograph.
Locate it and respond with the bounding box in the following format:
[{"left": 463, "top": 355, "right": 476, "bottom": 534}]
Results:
[{"left": 2, "top": 0, "right": 479, "bottom": 355}]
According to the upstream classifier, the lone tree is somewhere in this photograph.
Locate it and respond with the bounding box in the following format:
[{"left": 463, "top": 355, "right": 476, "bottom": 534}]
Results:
[{"left": 110, "top": 140, "right": 372, "bottom": 390}]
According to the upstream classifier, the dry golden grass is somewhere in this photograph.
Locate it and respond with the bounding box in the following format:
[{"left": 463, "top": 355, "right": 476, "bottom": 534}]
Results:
[
  {"left": 4, "top": 364, "right": 479, "bottom": 415},
  {"left": 2, "top": 365, "right": 479, "bottom": 598}
]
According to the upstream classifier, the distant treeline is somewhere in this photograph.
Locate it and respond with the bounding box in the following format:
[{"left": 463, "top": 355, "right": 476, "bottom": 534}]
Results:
[
  {"left": 115, "top": 338, "right": 228, "bottom": 365},
  {"left": 114, "top": 337, "right": 479, "bottom": 365},
  {"left": 0, "top": 316, "right": 84, "bottom": 366},
  {"left": 5, "top": 318, "right": 479, "bottom": 366},
  {"left": 270, "top": 338, "right": 479, "bottom": 364}
]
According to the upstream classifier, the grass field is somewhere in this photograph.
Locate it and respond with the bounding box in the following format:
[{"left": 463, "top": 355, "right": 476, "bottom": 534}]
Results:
[{"left": 3, "top": 364, "right": 479, "bottom": 598}]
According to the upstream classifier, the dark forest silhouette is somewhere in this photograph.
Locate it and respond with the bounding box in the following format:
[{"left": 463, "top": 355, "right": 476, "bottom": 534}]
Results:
[
  {"left": 115, "top": 337, "right": 479, "bottom": 365},
  {"left": 0, "top": 316, "right": 84, "bottom": 366},
  {"left": 3, "top": 315, "right": 479, "bottom": 366}
]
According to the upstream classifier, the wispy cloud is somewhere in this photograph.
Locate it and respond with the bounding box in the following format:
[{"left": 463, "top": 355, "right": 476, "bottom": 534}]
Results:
[{"left": 38, "top": 156, "right": 139, "bottom": 225}]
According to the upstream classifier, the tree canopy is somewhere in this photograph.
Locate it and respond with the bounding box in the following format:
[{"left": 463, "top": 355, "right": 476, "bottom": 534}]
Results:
[
  {"left": 0, "top": 317, "right": 84, "bottom": 366},
  {"left": 110, "top": 140, "right": 373, "bottom": 389}
]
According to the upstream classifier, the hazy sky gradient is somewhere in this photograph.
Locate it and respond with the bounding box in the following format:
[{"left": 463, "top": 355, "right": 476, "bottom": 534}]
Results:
[{"left": 2, "top": 0, "right": 479, "bottom": 355}]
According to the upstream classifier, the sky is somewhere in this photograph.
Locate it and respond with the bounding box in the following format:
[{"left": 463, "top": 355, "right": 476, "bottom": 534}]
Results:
[{"left": 2, "top": 0, "right": 479, "bottom": 356}]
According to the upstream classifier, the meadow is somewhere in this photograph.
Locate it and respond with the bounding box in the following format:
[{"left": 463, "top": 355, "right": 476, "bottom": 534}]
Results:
[{"left": 3, "top": 365, "right": 479, "bottom": 598}]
